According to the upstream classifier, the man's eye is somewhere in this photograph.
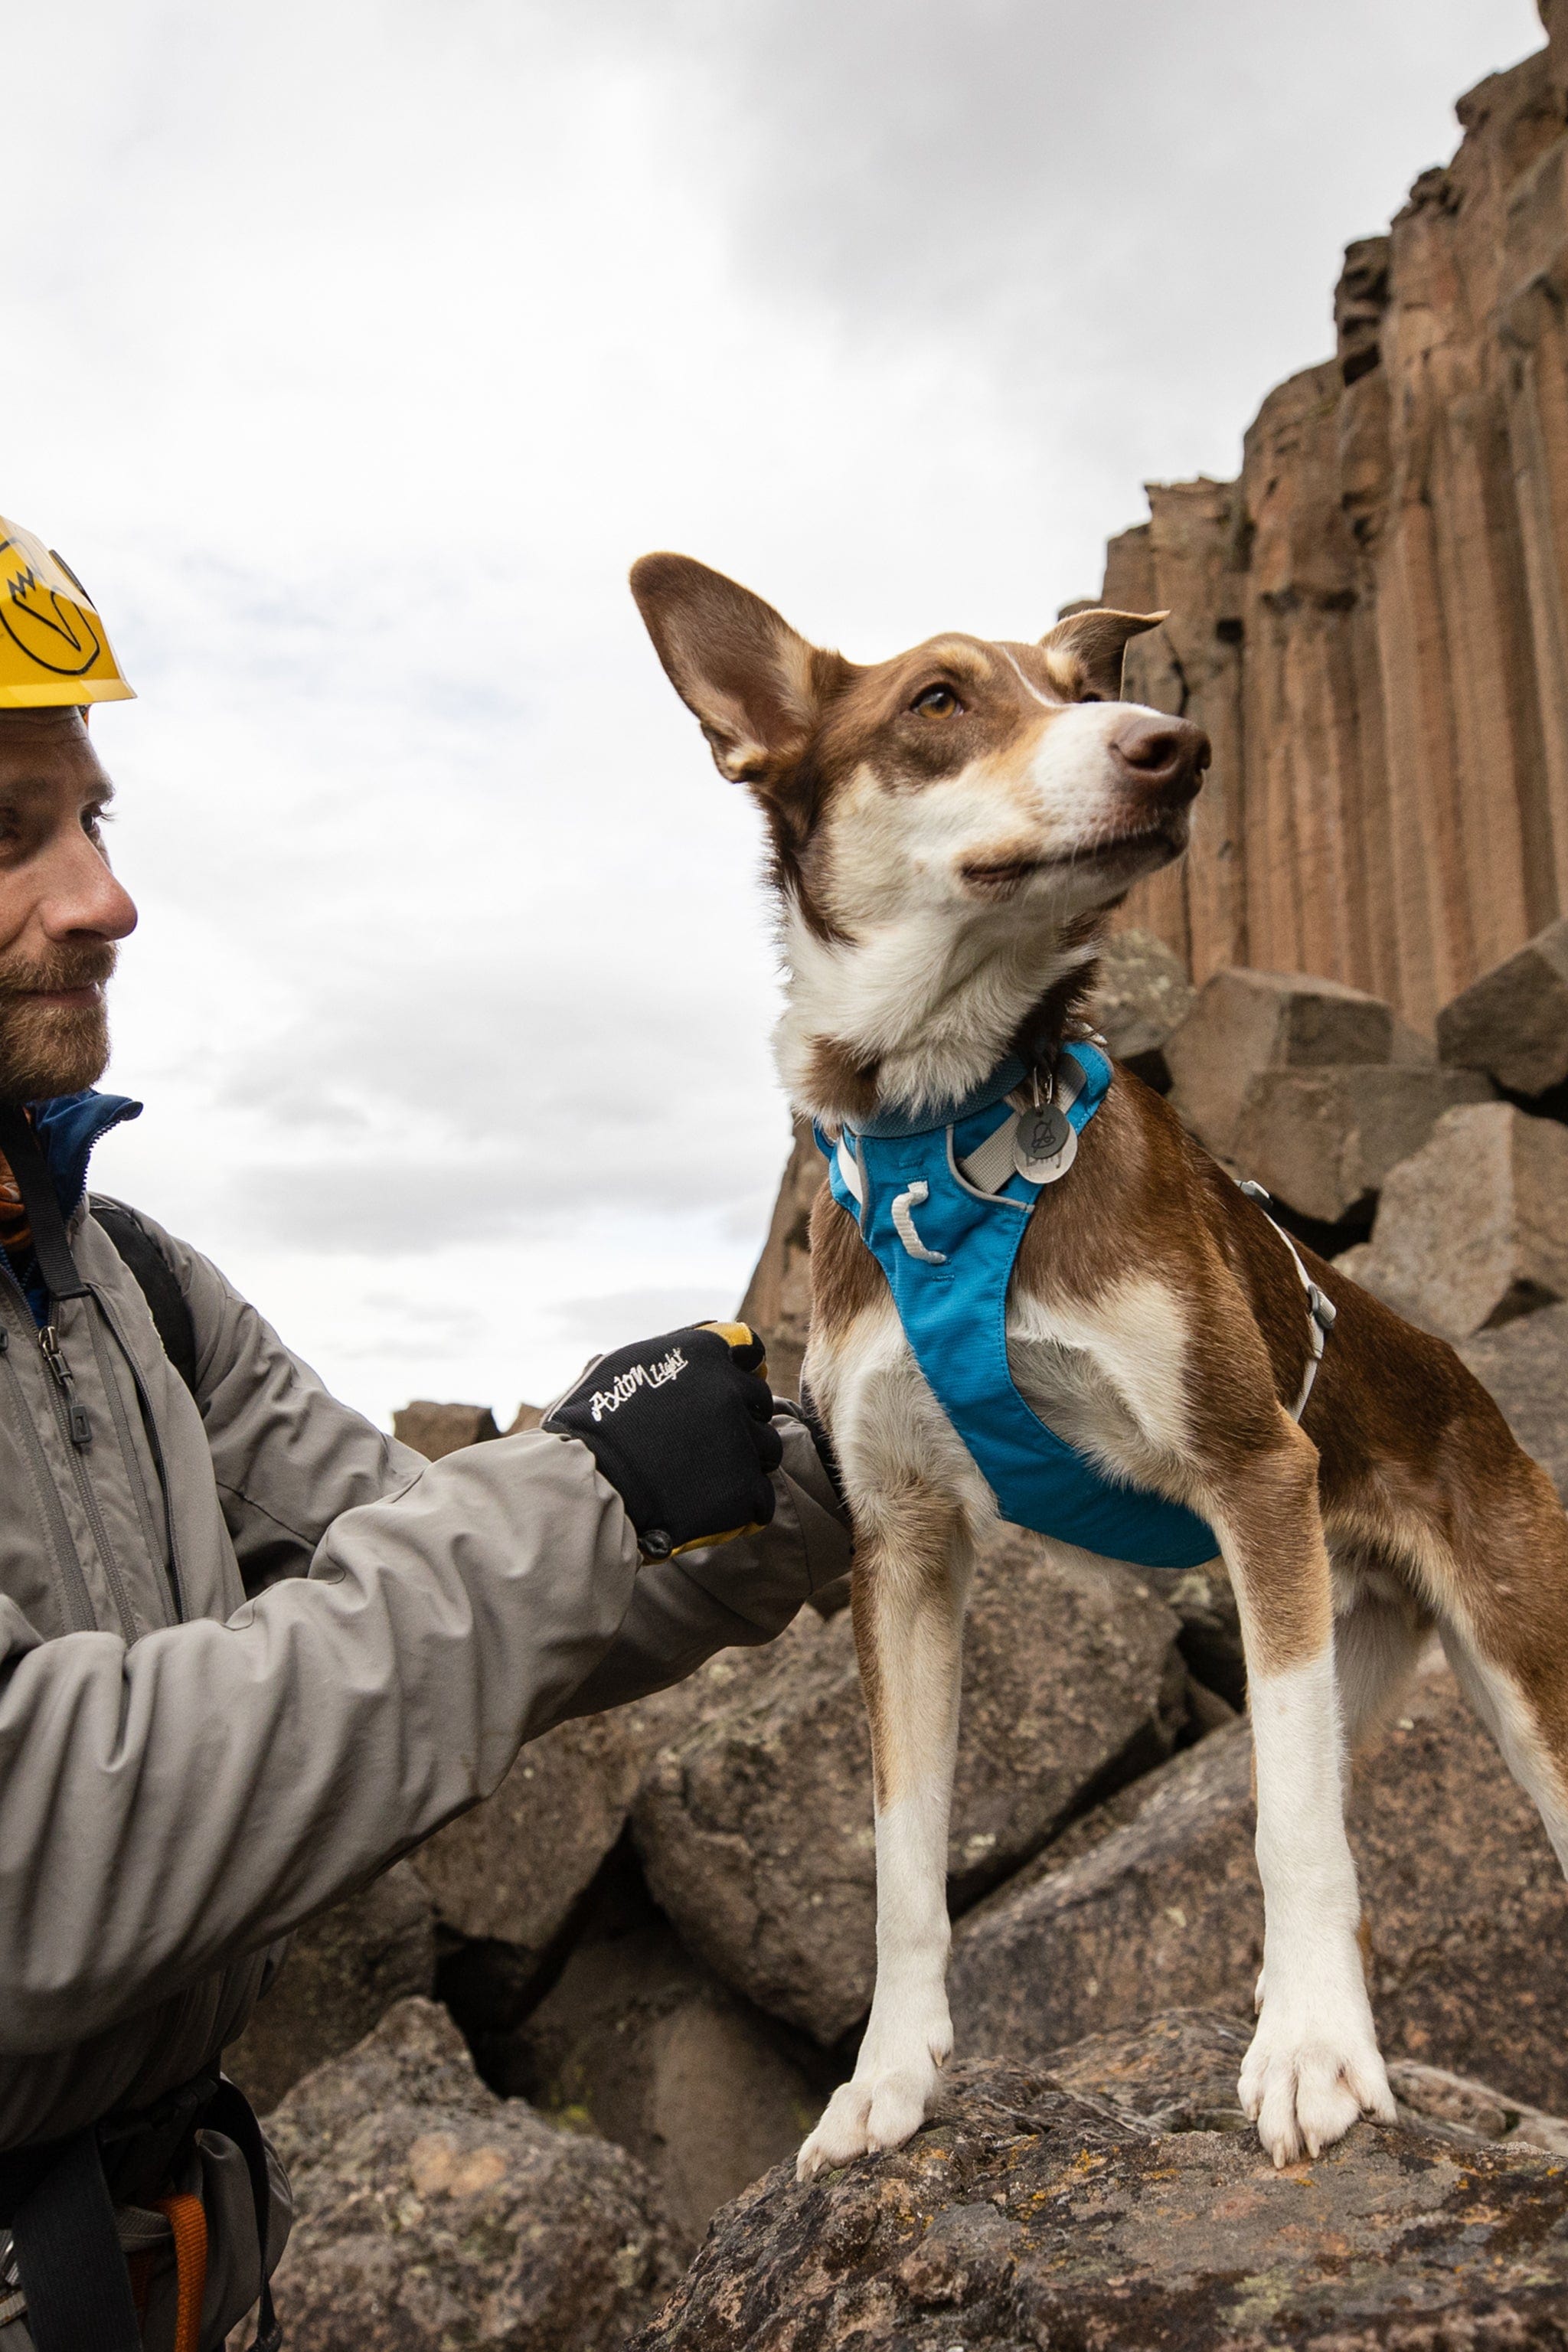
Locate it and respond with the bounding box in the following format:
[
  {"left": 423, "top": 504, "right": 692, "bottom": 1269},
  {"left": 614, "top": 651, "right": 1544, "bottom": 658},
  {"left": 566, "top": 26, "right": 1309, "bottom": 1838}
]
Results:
[{"left": 911, "top": 684, "right": 962, "bottom": 717}]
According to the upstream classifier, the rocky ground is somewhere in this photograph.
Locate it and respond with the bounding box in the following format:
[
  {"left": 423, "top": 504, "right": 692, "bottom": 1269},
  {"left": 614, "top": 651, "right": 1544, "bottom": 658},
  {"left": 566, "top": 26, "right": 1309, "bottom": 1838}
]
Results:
[{"left": 218, "top": 908, "right": 1568, "bottom": 2348}]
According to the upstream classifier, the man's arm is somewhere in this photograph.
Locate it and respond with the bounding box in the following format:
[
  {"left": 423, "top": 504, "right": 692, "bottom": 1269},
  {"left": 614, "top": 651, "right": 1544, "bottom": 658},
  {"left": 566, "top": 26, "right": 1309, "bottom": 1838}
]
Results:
[{"left": 0, "top": 1229, "right": 850, "bottom": 2056}]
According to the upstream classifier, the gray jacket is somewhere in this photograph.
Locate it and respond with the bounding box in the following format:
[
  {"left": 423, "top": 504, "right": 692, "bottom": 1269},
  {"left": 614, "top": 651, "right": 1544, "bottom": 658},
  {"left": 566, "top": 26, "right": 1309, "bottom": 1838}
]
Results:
[{"left": 0, "top": 1192, "right": 848, "bottom": 2338}]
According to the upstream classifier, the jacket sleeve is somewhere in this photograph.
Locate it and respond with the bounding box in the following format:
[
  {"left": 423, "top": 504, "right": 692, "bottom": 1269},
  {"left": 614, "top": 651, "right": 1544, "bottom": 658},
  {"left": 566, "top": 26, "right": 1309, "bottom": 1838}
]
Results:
[{"left": 0, "top": 1238, "right": 850, "bottom": 2056}]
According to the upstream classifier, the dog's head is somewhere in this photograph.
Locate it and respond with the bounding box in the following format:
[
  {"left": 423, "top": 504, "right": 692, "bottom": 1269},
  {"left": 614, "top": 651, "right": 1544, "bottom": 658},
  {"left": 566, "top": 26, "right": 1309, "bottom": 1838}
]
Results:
[{"left": 631, "top": 553, "right": 1208, "bottom": 1120}]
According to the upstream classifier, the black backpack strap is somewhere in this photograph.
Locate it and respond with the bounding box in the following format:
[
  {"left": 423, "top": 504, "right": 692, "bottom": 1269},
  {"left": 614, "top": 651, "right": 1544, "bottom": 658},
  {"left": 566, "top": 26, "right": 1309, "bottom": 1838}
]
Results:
[{"left": 87, "top": 1196, "right": 200, "bottom": 1402}]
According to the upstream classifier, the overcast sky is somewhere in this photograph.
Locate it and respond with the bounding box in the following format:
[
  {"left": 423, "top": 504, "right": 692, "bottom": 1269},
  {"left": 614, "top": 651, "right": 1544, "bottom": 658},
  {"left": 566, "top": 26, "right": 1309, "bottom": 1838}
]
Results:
[{"left": 2, "top": 0, "right": 1545, "bottom": 1426}]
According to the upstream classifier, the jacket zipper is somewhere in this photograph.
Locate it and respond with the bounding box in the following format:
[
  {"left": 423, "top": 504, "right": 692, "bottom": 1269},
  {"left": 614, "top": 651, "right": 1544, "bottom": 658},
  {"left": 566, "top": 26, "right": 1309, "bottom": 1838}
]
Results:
[
  {"left": 84, "top": 1306, "right": 179, "bottom": 1620},
  {"left": 89, "top": 1289, "right": 188, "bottom": 1624},
  {"left": 0, "top": 1312, "right": 97, "bottom": 1637},
  {"left": 35, "top": 1312, "right": 140, "bottom": 1648}
]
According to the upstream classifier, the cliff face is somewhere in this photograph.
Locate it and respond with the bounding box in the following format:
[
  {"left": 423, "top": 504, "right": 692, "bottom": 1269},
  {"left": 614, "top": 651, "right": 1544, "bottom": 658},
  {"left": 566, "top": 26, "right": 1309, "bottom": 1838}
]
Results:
[{"left": 1113, "top": 3, "right": 1568, "bottom": 1031}]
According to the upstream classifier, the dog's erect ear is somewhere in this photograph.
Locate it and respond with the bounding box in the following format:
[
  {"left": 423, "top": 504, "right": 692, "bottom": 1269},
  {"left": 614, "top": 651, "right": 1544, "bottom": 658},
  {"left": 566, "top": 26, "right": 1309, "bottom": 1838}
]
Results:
[
  {"left": 629, "top": 554, "right": 828, "bottom": 786},
  {"left": 1038, "top": 607, "right": 1168, "bottom": 701}
]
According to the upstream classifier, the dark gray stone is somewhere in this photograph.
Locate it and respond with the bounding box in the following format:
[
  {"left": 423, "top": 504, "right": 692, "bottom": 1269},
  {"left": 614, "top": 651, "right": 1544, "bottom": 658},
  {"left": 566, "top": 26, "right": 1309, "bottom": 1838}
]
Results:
[
  {"left": 1437, "top": 913, "right": 1568, "bottom": 1097},
  {"left": 631, "top": 2014, "right": 1568, "bottom": 2351},
  {"left": 225, "top": 1864, "right": 436, "bottom": 2115},
  {"left": 1459, "top": 1298, "right": 1568, "bottom": 1504},
  {"left": 266, "top": 1998, "right": 683, "bottom": 2350}
]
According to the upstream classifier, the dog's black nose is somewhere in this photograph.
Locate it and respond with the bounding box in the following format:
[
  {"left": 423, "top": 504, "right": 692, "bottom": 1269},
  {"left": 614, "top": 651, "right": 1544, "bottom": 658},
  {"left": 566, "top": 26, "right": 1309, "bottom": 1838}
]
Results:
[{"left": 1109, "top": 714, "right": 1211, "bottom": 803}]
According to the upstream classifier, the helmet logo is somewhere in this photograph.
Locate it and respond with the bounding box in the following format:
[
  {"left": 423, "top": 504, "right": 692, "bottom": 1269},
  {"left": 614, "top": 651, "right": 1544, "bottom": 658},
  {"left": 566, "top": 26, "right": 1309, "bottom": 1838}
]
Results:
[{"left": 0, "top": 537, "right": 103, "bottom": 678}]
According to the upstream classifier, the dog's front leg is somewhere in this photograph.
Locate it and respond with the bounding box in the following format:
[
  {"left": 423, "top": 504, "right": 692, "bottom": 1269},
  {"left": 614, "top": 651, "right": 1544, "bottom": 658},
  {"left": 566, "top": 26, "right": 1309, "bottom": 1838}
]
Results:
[
  {"left": 797, "top": 1486, "right": 970, "bottom": 2177},
  {"left": 1217, "top": 1416, "right": 1397, "bottom": 2166}
]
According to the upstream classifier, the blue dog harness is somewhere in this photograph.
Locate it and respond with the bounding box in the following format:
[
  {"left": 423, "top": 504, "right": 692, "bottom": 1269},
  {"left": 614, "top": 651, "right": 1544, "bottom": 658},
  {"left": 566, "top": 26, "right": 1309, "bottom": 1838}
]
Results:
[{"left": 815, "top": 1041, "right": 1222, "bottom": 1570}]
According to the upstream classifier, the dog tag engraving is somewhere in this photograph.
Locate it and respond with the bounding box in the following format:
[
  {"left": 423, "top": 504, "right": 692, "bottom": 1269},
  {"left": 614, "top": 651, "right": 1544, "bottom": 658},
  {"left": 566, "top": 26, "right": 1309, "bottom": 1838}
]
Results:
[{"left": 1014, "top": 1103, "right": 1077, "bottom": 1184}]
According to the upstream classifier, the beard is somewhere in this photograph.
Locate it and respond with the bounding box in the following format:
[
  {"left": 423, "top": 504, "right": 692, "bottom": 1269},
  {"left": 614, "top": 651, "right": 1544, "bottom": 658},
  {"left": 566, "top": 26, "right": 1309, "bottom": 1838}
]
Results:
[{"left": 0, "top": 942, "right": 117, "bottom": 1105}]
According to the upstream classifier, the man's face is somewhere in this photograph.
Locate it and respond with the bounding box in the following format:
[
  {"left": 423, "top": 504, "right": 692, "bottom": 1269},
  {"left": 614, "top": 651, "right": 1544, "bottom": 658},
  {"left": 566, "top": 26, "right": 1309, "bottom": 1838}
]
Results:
[{"left": 0, "top": 709, "right": 137, "bottom": 1104}]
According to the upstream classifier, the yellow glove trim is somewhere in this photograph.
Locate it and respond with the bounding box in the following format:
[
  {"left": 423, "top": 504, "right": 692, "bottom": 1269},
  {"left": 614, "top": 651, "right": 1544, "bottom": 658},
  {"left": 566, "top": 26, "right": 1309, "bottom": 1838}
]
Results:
[
  {"left": 665, "top": 1520, "right": 766, "bottom": 1560},
  {"left": 697, "top": 1318, "right": 769, "bottom": 1386}
]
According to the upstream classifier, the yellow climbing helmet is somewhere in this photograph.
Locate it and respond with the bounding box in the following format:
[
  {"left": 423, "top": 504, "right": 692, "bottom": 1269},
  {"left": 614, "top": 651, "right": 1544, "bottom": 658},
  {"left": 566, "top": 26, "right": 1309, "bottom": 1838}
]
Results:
[{"left": 0, "top": 515, "right": 134, "bottom": 707}]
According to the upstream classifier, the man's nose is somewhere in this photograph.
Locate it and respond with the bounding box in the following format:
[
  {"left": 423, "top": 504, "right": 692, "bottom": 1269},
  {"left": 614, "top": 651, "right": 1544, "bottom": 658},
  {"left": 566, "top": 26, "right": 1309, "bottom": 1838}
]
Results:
[
  {"left": 39, "top": 831, "right": 138, "bottom": 942},
  {"left": 1109, "top": 714, "right": 1211, "bottom": 805}
]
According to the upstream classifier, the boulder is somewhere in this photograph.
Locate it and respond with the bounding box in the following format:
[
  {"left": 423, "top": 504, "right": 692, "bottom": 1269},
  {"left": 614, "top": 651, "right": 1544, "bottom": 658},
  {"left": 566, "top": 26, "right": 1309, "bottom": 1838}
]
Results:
[
  {"left": 392, "top": 1400, "right": 501, "bottom": 1459},
  {"left": 1164, "top": 1557, "right": 1246, "bottom": 1713},
  {"left": 632, "top": 1527, "right": 1186, "bottom": 2043},
  {"left": 1437, "top": 914, "right": 1568, "bottom": 1099},
  {"left": 265, "top": 1998, "right": 683, "bottom": 2350},
  {"left": 224, "top": 1863, "right": 436, "bottom": 2115},
  {"left": 1344, "top": 1101, "right": 1568, "bottom": 1338},
  {"left": 492, "top": 1909, "right": 825, "bottom": 2246},
  {"left": 411, "top": 1713, "right": 657, "bottom": 1967},
  {"left": 411, "top": 1642, "right": 786, "bottom": 2004},
  {"left": 1086, "top": 926, "right": 1196, "bottom": 1091},
  {"left": 1164, "top": 967, "right": 1395, "bottom": 1160},
  {"left": 1044, "top": 2008, "right": 1568, "bottom": 2158},
  {"left": 1232, "top": 1063, "right": 1494, "bottom": 1227},
  {"left": 951, "top": 1662, "right": 1568, "bottom": 2113},
  {"left": 1459, "top": 1299, "right": 1568, "bottom": 1504},
  {"left": 737, "top": 1119, "right": 823, "bottom": 1399},
  {"left": 631, "top": 2015, "right": 1568, "bottom": 2351}
]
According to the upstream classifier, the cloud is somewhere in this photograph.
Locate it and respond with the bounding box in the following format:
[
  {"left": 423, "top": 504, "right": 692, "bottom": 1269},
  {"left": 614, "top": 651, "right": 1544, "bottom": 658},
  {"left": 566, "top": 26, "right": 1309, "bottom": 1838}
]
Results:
[{"left": 4, "top": 0, "right": 1544, "bottom": 1420}]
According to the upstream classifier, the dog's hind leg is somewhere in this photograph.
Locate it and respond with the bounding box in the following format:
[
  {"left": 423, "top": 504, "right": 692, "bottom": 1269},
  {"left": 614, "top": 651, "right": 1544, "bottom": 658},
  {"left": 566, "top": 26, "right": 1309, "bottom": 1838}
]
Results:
[
  {"left": 797, "top": 1481, "right": 971, "bottom": 2177},
  {"left": 1428, "top": 1450, "right": 1568, "bottom": 1875},
  {"left": 1330, "top": 1555, "right": 1436, "bottom": 1754}
]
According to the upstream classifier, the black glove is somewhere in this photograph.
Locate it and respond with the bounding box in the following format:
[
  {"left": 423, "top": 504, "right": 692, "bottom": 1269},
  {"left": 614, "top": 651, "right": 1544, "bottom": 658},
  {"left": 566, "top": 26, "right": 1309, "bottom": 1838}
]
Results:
[{"left": 544, "top": 1321, "right": 783, "bottom": 1560}]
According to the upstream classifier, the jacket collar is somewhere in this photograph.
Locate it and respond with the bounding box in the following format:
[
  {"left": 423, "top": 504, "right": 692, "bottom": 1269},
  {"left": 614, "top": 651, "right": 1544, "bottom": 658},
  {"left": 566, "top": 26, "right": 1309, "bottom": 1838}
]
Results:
[{"left": 28, "top": 1090, "right": 143, "bottom": 1220}]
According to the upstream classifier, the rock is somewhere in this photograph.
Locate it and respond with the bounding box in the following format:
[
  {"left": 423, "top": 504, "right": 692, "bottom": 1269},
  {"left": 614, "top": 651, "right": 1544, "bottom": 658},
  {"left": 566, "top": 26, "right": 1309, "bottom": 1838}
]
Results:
[
  {"left": 393, "top": 1400, "right": 501, "bottom": 1459},
  {"left": 737, "top": 1119, "right": 823, "bottom": 1400},
  {"left": 492, "top": 1906, "right": 825, "bottom": 2246},
  {"left": 1164, "top": 968, "right": 1394, "bottom": 1159},
  {"left": 1459, "top": 1299, "right": 1568, "bottom": 1504},
  {"left": 1163, "top": 1557, "right": 1246, "bottom": 1712},
  {"left": 1046, "top": 2007, "right": 1568, "bottom": 2158},
  {"left": 412, "top": 1713, "right": 655, "bottom": 1967},
  {"left": 952, "top": 1662, "right": 1568, "bottom": 2114},
  {"left": 1102, "top": 21, "right": 1568, "bottom": 1044},
  {"left": 1438, "top": 915, "right": 1568, "bottom": 1098},
  {"left": 1231, "top": 1063, "right": 1494, "bottom": 1225},
  {"left": 266, "top": 1998, "right": 682, "bottom": 2350},
  {"left": 631, "top": 2015, "right": 1568, "bottom": 2351},
  {"left": 1346, "top": 1101, "right": 1568, "bottom": 1338},
  {"left": 1086, "top": 926, "right": 1196, "bottom": 1091},
  {"left": 412, "top": 1643, "right": 786, "bottom": 2007},
  {"left": 225, "top": 1863, "right": 436, "bottom": 2115},
  {"left": 632, "top": 1527, "right": 1186, "bottom": 2043}
]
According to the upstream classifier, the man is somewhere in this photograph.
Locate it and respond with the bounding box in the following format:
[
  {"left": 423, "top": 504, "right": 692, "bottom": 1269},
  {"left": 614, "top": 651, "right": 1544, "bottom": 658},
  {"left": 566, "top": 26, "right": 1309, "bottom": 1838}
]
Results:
[{"left": 0, "top": 517, "right": 848, "bottom": 2350}]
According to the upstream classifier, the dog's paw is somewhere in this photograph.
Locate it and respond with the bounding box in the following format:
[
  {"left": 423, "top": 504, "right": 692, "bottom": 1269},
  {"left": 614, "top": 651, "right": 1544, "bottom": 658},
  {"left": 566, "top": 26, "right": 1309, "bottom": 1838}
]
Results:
[
  {"left": 796, "top": 2017, "right": 951, "bottom": 2179},
  {"left": 1239, "top": 2001, "right": 1396, "bottom": 2167}
]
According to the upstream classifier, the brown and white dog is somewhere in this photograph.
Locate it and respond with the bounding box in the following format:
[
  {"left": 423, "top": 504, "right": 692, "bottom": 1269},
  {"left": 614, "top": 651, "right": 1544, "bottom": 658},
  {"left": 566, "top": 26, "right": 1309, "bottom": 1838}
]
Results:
[{"left": 629, "top": 550, "right": 1568, "bottom": 2176}]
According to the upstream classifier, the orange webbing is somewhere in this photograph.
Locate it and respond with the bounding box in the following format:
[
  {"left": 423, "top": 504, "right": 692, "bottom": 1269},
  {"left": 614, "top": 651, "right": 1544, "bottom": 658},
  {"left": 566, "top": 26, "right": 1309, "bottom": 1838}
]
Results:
[{"left": 154, "top": 2193, "right": 208, "bottom": 2352}]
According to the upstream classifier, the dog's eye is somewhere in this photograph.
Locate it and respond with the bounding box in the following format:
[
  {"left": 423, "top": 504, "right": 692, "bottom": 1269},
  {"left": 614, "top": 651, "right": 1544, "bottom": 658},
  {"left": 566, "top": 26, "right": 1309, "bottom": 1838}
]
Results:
[
  {"left": 1079, "top": 690, "right": 1105, "bottom": 704},
  {"left": 911, "top": 684, "right": 962, "bottom": 717}
]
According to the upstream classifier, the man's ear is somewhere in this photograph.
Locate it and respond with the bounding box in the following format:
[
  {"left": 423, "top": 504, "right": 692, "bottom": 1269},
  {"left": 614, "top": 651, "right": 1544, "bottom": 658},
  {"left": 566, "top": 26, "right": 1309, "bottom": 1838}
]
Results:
[
  {"left": 629, "top": 553, "right": 831, "bottom": 785},
  {"left": 1038, "top": 607, "right": 1168, "bottom": 701}
]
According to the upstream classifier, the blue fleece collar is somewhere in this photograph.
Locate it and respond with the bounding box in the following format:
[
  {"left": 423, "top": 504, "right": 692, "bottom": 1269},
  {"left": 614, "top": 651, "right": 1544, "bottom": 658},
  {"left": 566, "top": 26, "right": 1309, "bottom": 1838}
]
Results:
[
  {"left": 850, "top": 1056, "right": 1028, "bottom": 1140},
  {"left": 29, "top": 1089, "right": 143, "bottom": 1219}
]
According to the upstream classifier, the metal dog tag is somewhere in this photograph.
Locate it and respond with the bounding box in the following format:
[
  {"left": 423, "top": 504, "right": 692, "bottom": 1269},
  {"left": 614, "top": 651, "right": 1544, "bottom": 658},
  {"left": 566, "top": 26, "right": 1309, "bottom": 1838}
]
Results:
[{"left": 1014, "top": 1102, "right": 1076, "bottom": 1183}]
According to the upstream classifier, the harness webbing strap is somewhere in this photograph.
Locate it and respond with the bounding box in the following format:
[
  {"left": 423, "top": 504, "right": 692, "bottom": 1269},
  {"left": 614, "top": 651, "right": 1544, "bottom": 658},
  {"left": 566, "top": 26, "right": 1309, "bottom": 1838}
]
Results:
[
  {"left": 7, "top": 2130, "right": 142, "bottom": 2352},
  {"left": 1238, "top": 1181, "right": 1338, "bottom": 1421},
  {"left": 0, "top": 1105, "right": 89, "bottom": 1305}
]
